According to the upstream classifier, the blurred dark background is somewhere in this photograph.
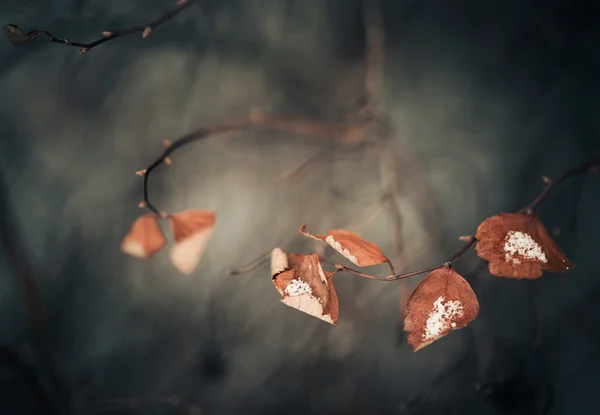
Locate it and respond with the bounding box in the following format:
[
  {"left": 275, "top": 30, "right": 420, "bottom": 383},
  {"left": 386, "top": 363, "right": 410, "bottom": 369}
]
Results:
[{"left": 0, "top": 0, "right": 599, "bottom": 414}]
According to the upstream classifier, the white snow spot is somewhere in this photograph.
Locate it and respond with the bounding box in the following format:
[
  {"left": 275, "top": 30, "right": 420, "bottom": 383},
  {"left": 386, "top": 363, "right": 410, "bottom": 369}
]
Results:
[
  {"left": 423, "top": 296, "right": 464, "bottom": 340},
  {"left": 503, "top": 231, "right": 548, "bottom": 264},
  {"left": 285, "top": 279, "right": 312, "bottom": 297},
  {"left": 325, "top": 235, "right": 358, "bottom": 265}
]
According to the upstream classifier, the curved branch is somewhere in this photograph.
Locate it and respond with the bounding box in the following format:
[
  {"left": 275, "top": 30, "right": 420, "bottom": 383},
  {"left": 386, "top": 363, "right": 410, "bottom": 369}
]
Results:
[
  {"left": 4, "top": 0, "right": 197, "bottom": 53},
  {"left": 138, "top": 112, "right": 366, "bottom": 214}
]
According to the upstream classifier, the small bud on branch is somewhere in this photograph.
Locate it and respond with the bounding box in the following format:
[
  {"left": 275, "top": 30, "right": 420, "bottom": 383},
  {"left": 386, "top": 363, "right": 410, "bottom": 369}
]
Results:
[{"left": 3, "top": 0, "right": 198, "bottom": 51}]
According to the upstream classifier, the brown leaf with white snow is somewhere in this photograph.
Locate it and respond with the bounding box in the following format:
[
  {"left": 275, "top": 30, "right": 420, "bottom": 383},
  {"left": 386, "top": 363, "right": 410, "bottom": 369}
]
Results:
[
  {"left": 272, "top": 253, "right": 339, "bottom": 324},
  {"left": 475, "top": 213, "right": 575, "bottom": 279},
  {"left": 121, "top": 214, "right": 167, "bottom": 258},
  {"left": 404, "top": 266, "right": 479, "bottom": 352},
  {"left": 299, "top": 225, "right": 388, "bottom": 267},
  {"left": 169, "top": 210, "right": 216, "bottom": 275}
]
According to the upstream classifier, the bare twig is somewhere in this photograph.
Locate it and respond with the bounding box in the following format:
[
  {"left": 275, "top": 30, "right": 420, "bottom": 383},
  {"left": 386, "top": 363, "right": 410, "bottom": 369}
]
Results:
[
  {"left": 228, "top": 251, "right": 271, "bottom": 276},
  {"left": 518, "top": 156, "right": 600, "bottom": 214},
  {"left": 4, "top": 0, "right": 197, "bottom": 53}
]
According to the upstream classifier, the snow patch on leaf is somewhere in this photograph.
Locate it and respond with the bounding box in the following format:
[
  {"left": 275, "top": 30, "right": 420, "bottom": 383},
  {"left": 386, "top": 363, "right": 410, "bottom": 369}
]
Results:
[
  {"left": 424, "top": 296, "right": 465, "bottom": 341},
  {"left": 284, "top": 279, "right": 313, "bottom": 296},
  {"left": 503, "top": 231, "right": 548, "bottom": 264}
]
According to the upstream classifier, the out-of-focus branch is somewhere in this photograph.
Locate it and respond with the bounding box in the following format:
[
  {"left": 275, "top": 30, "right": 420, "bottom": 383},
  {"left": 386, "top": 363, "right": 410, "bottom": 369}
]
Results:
[
  {"left": 361, "top": 0, "right": 386, "bottom": 119},
  {"left": 4, "top": 0, "right": 197, "bottom": 53},
  {"left": 138, "top": 111, "right": 366, "bottom": 215},
  {"left": 0, "top": 169, "right": 68, "bottom": 413},
  {"left": 0, "top": 345, "right": 57, "bottom": 415}
]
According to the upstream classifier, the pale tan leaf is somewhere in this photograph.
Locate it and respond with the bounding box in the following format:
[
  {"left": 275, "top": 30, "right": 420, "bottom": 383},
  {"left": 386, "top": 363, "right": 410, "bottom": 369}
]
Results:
[
  {"left": 270, "top": 247, "right": 305, "bottom": 278},
  {"left": 121, "top": 214, "right": 167, "bottom": 258},
  {"left": 169, "top": 210, "right": 216, "bottom": 275}
]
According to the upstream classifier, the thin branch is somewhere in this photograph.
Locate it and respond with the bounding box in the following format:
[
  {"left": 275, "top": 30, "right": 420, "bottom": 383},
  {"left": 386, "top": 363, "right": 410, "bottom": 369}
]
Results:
[
  {"left": 139, "top": 112, "right": 366, "bottom": 214},
  {"left": 273, "top": 143, "right": 369, "bottom": 186},
  {"left": 319, "top": 157, "right": 600, "bottom": 282},
  {"left": 518, "top": 156, "right": 600, "bottom": 213},
  {"left": 228, "top": 251, "right": 271, "bottom": 276},
  {"left": 4, "top": 0, "right": 197, "bottom": 53}
]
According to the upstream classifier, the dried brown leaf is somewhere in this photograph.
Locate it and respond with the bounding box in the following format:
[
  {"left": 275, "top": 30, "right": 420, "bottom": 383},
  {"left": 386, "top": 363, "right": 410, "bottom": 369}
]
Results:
[
  {"left": 475, "top": 213, "right": 575, "bottom": 279},
  {"left": 4, "top": 24, "right": 40, "bottom": 45},
  {"left": 272, "top": 253, "right": 338, "bottom": 324},
  {"left": 404, "top": 266, "right": 479, "bottom": 352},
  {"left": 299, "top": 225, "right": 388, "bottom": 267},
  {"left": 121, "top": 214, "right": 167, "bottom": 258},
  {"left": 169, "top": 210, "right": 216, "bottom": 275}
]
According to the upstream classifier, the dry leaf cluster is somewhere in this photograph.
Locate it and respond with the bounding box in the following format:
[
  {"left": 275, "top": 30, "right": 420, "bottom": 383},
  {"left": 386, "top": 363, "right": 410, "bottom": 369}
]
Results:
[
  {"left": 121, "top": 207, "right": 576, "bottom": 351},
  {"left": 121, "top": 209, "right": 216, "bottom": 275},
  {"left": 5, "top": 0, "right": 586, "bottom": 352}
]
